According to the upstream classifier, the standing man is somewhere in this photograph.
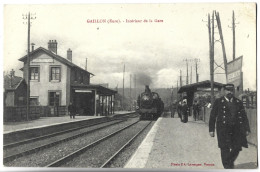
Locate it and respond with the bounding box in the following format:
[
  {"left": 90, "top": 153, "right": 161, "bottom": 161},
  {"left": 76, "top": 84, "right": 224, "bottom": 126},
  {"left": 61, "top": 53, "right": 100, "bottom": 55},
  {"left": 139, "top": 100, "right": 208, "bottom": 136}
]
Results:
[
  {"left": 68, "top": 102, "right": 76, "bottom": 119},
  {"left": 171, "top": 101, "right": 177, "bottom": 118},
  {"left": 209, "top": 84, "right": 250, "bottom": 169},
  {"left": 177, "top": 100, "right": 182, "bottom": 120},
  {"left": 182, "top": 99, "right": 189, "bottom": 123},
  {"left": 193, "top": 100, "right": 200, "bottom": 121}
]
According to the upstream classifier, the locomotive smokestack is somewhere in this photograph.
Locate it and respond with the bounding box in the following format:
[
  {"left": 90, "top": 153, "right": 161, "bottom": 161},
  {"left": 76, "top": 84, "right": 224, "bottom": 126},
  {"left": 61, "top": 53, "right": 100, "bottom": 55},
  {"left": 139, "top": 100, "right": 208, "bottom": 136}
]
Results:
[{"left": 145, "top": 85, "right": 151, "bottom": 93}]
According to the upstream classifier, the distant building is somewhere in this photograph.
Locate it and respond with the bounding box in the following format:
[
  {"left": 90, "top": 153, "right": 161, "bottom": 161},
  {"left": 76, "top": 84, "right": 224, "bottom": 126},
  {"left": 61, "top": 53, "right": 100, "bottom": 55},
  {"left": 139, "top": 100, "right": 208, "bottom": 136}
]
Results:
[
  {"left": 18, "top": 40, "right": 116, "bottom": 116},
  {"left": 4, "top": 73, "right": 27, "bottom": 107}
]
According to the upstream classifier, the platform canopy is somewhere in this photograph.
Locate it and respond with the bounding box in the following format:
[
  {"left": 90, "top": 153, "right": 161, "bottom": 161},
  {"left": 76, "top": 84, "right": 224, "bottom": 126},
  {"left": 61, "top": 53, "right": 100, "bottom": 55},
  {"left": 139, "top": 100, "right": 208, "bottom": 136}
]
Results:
[
  {"left": 178, "top": 80, "right": 224, "bottom": 93},
  {"left": 72, "top": 84, "right": 117, "bottom": 96}
]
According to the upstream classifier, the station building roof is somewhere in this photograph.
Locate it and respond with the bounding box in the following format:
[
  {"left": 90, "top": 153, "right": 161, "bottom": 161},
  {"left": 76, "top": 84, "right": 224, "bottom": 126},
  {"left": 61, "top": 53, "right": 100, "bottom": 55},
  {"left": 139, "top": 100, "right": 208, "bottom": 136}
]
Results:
[
  {"left": 72, "top": 84, "right": 117, "bottom": 96},
  {"left": 178, "top": 80, "right": 224, "bottom": 93}
]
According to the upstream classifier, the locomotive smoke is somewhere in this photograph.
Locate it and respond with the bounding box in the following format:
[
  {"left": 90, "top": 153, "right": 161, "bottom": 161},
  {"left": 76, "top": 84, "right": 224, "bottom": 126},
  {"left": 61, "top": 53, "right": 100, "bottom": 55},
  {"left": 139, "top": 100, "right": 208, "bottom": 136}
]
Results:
[{"left": 136, "top": 72, "right": 152, "bottom": 86}]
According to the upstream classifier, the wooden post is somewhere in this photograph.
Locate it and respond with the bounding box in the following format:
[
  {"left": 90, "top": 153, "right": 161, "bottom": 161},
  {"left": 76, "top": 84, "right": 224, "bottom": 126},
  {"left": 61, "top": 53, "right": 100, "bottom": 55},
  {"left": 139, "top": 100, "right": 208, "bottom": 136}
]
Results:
[
  {"left": 232, "top": 10, "right": 236, "bottom": 60},
  {"left": 26, "top": 12, "right": 31, "bottom": 121},
  {"left": 209, "top": 12, "right": 215, "bottom": 106},
  {"left": 122, "top": 64, "right": 125, "bottom": 110},
  {"left": 215, "top": 11, "right": 228, "bottom": 81}
]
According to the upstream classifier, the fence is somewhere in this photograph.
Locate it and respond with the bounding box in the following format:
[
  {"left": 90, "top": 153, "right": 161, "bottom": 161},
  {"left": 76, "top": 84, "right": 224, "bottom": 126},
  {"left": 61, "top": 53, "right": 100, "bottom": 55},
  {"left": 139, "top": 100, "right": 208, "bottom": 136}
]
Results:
[{"left": 4, "top": 106, "right": 67, "bottom": 122}]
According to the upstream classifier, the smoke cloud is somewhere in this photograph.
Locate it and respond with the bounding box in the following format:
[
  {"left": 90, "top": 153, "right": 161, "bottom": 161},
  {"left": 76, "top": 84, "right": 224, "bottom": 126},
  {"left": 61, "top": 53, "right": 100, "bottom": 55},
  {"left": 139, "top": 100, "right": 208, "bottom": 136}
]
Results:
[{"left": 135, "top": 72, "right": 153, "bottom": 87}]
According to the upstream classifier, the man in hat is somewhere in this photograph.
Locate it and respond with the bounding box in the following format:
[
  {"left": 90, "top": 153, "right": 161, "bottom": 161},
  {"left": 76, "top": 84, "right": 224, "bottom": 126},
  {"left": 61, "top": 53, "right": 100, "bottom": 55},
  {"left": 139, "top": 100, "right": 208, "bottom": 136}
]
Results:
[
  {"left": 68, "top": 102, "right": 76, "bottom": 119},
  {"left": 182, "top": 99, "right": 189, "bottom": 123},
  {"left": 209, "top": 84, "right": 250, "bottom": 169}
]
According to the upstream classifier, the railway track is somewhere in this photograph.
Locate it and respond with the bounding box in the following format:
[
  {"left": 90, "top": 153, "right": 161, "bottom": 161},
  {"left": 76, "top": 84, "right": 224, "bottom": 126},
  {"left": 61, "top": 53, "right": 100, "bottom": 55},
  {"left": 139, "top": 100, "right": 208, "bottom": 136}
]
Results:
[
  {"left": 4, "top": 119, "right": 126, "bottom": 163},
  {"left": 45, "top": 120, "right": 152, "bottom": 167},
  {"left": 4, "top": 118, "right": 125, "bottom": 149},
  {"left": 4, "top": 114, "right": 152, "bottom": 168},
  {"left": 100, "top": 121, "right": 152, "bottom": 168}
]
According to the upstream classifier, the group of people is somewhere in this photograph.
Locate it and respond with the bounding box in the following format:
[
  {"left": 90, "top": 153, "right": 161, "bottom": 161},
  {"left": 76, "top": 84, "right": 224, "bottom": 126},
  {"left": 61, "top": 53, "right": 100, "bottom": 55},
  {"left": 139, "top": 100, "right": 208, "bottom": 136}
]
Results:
[
  {"left": 170, "top": 98, "right": 200, "bottom": 123},
  {"left": 169, "top": 84, "right": 251, "bottom": 169}
]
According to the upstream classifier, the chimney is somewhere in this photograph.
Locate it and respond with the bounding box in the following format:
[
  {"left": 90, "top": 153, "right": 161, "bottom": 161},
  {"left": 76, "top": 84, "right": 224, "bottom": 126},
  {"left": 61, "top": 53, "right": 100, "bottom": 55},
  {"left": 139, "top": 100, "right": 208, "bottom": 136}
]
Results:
[
  {"left": 48, "top": 40, "right": 57, "bottom": 54},
  {"left": 67, "top": 49, "right": 72, "bottom": 62},
  {"left": 85, "top": 58, "right": 88, "bottom": 71},
  {"left": 31, "top": 43, "right": 35, "bottom": 51},
  {"left": 145, "top": 85, "right": 151, "bottom": 93}
]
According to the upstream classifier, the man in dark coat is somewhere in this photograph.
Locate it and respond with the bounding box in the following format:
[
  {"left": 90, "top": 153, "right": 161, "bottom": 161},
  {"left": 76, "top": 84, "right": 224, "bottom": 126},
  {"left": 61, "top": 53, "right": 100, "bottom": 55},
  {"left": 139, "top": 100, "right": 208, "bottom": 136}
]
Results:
[
  {"left": 181, "top": 99, "right": 189, "bottom": 123},
  {"left": 177, "top": 101, "right": 182, "bottom": 120},
  {"left": 193, "top": 100, "right": 200, "bottom": 121},
  {"left": 68, "top": 102, "right": 76, "bottom": 119},
  {"left": 209, "top": 84, "right": 250, "bottom": 169},
  {"left": 170, "top": 101, "right": 177, "bottom": 118}
]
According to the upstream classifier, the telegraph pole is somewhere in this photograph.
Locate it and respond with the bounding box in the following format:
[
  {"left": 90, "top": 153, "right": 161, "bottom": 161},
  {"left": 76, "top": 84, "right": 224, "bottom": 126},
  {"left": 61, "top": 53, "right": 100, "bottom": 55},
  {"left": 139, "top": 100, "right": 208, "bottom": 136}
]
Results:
[
  {"left": 130, "top": 74, "right": 132, "bottom": 110},
  {"left": 195, "top": 59, "right": 199, "bottom": 83},
  {"left": 122, "top": 64, "right": 125, "bottom": 110},
  {"left": 232, "top": 10, "right": 236, "bottom": 60},
  {"left": 134, "top": 74, "right": 136, "bottom": 99},
  {"left": 210, "top": 11, "right": 215, "bottom": 106},
  {"left": 186, "top": 60, "right": 189, "bottom": 85},
  {"left": 177, "top": 80, "right": 179, "bottom": 100},
  {"left": 207, "top": 12, "right": 215, "bottom": 106},
  {"left": 180, "top": 70, "right": 182, "bottom": 87},
  {"left": 130, "top": 74, "right": 132, "bottom": 98},
  {"left": 190, "top": 65, "right": 192, "bottom": 84},
  {"left": 215, "top": 11, "right": 228, "bottom": 81},
  {"left": 10, "top": 69, "right": 15, "bottom": 88},
  {"left": 23, "top": 12, "right": 36, "bottom": 121}
]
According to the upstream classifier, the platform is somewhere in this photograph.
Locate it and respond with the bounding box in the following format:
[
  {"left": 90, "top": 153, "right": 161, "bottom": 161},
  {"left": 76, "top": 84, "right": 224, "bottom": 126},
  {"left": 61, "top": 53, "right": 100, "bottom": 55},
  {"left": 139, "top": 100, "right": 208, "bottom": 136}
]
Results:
[
  {"left": 3, "top": 111, "right": 135, "bottom": 145},
  {"left": 125, "top": 113, "right": 258, "bottom": 169},
  {"left": 3, "top": 111, "right": 133, "bottom": 133}
]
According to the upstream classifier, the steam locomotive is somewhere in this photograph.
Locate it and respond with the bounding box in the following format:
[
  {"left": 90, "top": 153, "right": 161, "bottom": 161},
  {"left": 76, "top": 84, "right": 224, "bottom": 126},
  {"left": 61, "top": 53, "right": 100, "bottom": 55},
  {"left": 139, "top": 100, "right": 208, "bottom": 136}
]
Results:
[{"left": 137, "top": 85, "right": 164, "bottom": 120}]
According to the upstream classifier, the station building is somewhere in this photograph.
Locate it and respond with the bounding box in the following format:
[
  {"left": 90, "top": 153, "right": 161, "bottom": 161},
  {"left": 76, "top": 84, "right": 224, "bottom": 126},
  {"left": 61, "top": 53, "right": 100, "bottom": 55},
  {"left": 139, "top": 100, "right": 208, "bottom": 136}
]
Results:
[{"left": 18, "top": 40, "right": 116, "bottom": 116}]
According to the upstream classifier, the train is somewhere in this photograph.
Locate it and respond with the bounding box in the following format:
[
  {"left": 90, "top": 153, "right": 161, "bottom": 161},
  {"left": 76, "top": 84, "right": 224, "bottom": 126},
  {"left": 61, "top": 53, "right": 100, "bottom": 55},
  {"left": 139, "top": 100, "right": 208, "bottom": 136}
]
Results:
[{"left": 136, "top": 85, "right": 164, "bottom": 120}]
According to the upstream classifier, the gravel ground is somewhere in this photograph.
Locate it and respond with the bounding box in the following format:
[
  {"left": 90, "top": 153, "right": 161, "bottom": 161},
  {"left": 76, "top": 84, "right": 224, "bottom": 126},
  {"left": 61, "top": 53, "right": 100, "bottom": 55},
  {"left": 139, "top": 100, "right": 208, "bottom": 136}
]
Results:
[
  {"left": 61, "top": 121, "right": 151, "bottom": 168},
  {"left": 4, "top": 120, "right": 123, "bottom": 158},
  {"left": 4, "top": 118, "right": 139, "bottom": 167},
  {"left": 109, "top": 121, "right": 155, "bottom": 168}
]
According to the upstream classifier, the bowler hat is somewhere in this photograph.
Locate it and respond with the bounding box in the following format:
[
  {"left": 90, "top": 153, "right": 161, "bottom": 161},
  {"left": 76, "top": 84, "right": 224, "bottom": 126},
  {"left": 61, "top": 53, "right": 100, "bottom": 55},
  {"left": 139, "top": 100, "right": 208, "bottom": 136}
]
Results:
[{"left": 223, "top": 84, "right": 234, "bottom": 91}]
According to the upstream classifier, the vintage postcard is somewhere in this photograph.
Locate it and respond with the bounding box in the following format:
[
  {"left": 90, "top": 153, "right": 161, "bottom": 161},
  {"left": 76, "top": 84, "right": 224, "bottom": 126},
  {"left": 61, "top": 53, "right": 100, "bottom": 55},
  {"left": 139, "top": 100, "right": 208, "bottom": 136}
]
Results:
[{"left": 2, "top": 2, "right": 257, "bottom": 170}]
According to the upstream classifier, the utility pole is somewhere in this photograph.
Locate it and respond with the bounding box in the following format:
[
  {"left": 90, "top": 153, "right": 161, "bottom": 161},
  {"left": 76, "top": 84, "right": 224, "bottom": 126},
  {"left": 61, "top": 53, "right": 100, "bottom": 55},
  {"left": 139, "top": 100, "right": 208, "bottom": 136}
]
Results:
[
  {"left": 186, "top": 59, "right": 189, "bottom": 85},
  {"left": 23, "top": 12, "right": 36, "bottom": 121},
  {"left": 177, "top": 80, "right": 179, "bottom": 100},
  {"left": 180, "top": 70, "right": 182, "bottom": 87},
  {"left": 134, "top": 74, "right": 136, "bottom": 99},
  {"left": 215, "top": 11, "right": 228, "bottom": 81},
  {"left": 10, "top": 69, "right": 15, "bottom": 88},
  {"left": 195, "top": 59, "right": 199, "bottom": 83},
  {"left": 122, "top": 64, "right": 125, "bottom": 110},
  {"left": 177, "top": 80, "right": 178, "bottom": 92},
  {"left": 190, "top": 65, "right": 192, "bottom": 84},
  {"left": 130, "top": 74, "right": 132, "bottom": 110},
  {"left": 210, "top": 11, "right": 215, "bottom": 106},
  {"left": 130, "top": 74, "right": 132, "bottom": 98},
  {"left": 232, "top": 10, "right": 236, "bottom": 60}
]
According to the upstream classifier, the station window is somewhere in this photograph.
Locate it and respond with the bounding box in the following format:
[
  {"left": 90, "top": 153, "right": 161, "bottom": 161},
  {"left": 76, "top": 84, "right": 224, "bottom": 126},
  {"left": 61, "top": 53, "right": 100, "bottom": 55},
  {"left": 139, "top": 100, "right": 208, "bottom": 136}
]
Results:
[
  {"left": 50, "top": 67, "right": 61, "bottom": 81},
  {"left": 49, "top": 91, "right": 61, "bottom": 106},
  {"left": 30, "top": 67, "right": 39, "bottom": 81}
]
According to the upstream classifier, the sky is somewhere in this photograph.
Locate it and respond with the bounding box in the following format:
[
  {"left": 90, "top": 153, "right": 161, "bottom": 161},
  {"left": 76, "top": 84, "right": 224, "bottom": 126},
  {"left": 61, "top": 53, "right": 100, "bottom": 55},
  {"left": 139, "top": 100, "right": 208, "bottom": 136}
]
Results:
[{"left": 3, "top": 3, "right": 256, "bottom": 90}]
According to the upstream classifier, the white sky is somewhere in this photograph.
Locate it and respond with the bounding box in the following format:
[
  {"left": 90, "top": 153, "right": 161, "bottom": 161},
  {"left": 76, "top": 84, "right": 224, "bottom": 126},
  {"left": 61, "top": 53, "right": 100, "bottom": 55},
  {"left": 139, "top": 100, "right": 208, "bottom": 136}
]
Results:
[{"left": 3, "top": 3, "right": 256, "bottom": 90}]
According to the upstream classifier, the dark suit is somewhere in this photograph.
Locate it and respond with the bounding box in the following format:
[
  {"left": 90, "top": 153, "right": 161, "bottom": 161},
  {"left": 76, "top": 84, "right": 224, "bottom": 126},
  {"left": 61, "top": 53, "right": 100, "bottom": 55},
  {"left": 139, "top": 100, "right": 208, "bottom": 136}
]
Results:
[
  {"left": 182, "top": 104, "right": 189, "bottom": 123},
  {"left": 209, "top": 96, "right": 250, "bottom": 168},
  {"left": 68, "top": 104, "right": 76, "bottom": 119}
]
